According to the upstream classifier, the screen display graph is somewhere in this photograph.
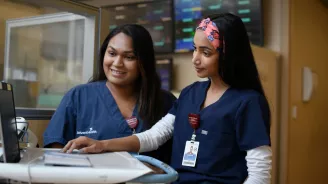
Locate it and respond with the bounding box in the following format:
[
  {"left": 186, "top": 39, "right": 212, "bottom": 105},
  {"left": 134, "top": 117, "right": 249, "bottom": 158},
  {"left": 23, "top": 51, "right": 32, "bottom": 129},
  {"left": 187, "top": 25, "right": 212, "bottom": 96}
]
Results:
[
  {"left": 106, "top": 0, "right": 173, "bottom": 53},
  {"left": 174, "top": 0, "right": 263, "bottom": 52}
]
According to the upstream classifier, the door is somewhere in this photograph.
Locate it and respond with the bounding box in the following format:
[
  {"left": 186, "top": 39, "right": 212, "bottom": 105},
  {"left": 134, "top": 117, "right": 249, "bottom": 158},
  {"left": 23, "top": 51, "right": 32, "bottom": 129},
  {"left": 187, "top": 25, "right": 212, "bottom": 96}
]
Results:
[{"left": 288, "top": 0, "right": 328, "bottom": 183}]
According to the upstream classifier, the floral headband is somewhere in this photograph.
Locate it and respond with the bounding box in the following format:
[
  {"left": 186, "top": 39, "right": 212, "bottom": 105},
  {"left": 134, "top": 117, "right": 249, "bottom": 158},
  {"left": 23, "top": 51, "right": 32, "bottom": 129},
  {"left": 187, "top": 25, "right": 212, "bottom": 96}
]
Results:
[{"left": 196, "top": 18, "right": 225, "bottom": 52}]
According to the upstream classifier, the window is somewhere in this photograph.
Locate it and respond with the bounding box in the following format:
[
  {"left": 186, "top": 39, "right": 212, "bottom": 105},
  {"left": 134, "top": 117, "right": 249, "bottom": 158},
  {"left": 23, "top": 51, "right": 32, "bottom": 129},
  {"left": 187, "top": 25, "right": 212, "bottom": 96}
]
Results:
[{"left": 4, "top": 12, "right": 96, "bottom": 109}]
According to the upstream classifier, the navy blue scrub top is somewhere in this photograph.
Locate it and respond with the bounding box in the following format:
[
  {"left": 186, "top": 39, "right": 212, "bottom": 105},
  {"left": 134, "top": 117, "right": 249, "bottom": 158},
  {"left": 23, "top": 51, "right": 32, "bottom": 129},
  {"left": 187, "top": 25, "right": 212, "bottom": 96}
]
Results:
[
  {"left": 169, "top": 81, "right": 271, "bottom": 184},
  {"left": 43, "top": 80, "right": 176, "bottom": 163}
]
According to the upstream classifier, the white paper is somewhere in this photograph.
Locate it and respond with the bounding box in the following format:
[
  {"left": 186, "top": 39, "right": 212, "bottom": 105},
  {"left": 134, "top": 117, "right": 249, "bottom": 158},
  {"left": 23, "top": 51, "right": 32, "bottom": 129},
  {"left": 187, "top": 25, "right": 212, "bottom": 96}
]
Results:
[
  {"left": 44, "top": 151, "right": 92, "bottom": 167},
  {"left": 0, "top": 149, "right": 152, "bottom": 184}
]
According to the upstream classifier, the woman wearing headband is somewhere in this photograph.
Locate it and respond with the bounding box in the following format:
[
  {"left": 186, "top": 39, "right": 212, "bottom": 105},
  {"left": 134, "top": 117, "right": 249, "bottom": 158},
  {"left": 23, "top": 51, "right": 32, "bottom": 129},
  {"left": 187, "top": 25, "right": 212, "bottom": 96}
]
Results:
[{"left": 62, "top": 13, "right": 272, "bottom": 184}]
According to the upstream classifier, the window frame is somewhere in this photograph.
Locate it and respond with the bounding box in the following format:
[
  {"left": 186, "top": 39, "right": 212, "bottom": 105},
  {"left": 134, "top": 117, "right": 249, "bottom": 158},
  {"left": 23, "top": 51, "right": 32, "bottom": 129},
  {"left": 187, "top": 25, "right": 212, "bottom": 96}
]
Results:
[{"left": 2, "top": 0, "right": 102, "bottom": 120}]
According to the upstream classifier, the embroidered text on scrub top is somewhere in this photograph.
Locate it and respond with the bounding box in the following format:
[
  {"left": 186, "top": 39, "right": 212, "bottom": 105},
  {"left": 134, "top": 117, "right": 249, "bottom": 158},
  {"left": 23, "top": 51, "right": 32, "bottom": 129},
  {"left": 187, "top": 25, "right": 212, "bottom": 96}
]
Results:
[{"left": 76, "top": 127, "right": 98, "bottom": 135}]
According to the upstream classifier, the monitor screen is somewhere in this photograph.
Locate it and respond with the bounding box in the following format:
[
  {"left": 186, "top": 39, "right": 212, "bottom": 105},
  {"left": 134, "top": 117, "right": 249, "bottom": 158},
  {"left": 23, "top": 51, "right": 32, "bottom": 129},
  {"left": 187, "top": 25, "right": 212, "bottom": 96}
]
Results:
[
  {"left": 156, "top": 59, "right": 173, "bottom": 91},
  {"left": 106, "top": 0, "right": 173, "bottom": 53},
  {"left": 0, "top": 82, "right": 20, "bottom": 163},
  {"left": 174, "top": 0, "right": 263, "bottom": 52}
]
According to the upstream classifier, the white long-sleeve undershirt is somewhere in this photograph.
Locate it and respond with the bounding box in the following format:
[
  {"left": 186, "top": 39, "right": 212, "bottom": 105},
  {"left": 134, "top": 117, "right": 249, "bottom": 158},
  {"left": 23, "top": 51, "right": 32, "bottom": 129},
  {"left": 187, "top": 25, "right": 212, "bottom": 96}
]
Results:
[{"left": 135, "top": 113, "right": 272, "bottom": 183}]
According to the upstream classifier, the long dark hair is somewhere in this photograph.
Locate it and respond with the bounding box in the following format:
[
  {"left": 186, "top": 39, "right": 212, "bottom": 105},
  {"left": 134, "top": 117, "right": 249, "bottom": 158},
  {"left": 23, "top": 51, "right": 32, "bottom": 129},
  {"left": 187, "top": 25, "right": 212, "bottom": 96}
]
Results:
[
  {"left": 89, "top": 24, "right": 163, "bottom": 124},
  {"left": 207, "top": 13, "right": 264, "bottom": 95},
  {"left": 208, "top": 13, "right": 271, "bottom": 118}
]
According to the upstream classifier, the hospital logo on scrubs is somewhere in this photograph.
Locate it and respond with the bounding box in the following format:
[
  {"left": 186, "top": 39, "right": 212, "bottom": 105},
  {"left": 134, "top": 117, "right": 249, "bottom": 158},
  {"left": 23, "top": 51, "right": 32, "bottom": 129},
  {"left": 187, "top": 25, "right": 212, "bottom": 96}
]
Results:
[
  {"left": 201, "top": 130, "right": 208, "bottom": 135},
  {"left": 76, "top": 127, "right": 98, "bottom": 135}
]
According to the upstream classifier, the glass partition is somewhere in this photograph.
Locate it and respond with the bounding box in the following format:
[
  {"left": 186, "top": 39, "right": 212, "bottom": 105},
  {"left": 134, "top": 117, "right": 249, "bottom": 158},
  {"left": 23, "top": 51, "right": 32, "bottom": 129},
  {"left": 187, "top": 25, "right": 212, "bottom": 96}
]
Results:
[
  {"left": 0, "top": 0, "right": 100, "bottom": 117},
  {"left": 4, "top": 12, "right": 95, "bottom": 109}
]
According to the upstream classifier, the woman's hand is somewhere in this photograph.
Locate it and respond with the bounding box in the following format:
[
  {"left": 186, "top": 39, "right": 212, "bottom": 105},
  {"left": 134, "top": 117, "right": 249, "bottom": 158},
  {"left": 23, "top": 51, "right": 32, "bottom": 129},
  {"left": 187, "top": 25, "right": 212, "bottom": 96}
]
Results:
[
  {"left": 62, "top": 135, "right": 140, "bottom": 154},
  {"left": 61, "top": 136, "right": 106, "bottom": 154}
]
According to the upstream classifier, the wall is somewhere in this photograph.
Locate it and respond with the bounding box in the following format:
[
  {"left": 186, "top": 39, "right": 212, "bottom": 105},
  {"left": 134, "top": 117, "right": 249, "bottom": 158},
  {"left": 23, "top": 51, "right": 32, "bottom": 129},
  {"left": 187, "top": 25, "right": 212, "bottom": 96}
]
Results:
[
  {"left": 29, "top": 120, "right": 50, "bottom": 148},
  {"left": 287, "top": 0, "right": 328, "bottom": 183},
  {"left": 0, "top": 0, "right": 42, "bottom": 77},
  {"left": 277, "top": 0, "right": 290, "bottom": 183}
]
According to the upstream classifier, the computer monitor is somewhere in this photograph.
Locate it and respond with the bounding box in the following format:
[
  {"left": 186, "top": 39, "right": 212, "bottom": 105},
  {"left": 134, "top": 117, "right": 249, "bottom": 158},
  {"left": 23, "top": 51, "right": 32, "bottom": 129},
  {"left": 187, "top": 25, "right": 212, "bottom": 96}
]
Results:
[
  {"left": 156, "top": 58, "right": 173, "bottom": 91},
  {"left": 106, "top": 0, "right": 174, "bottom": 53},
  {"left": 174, "top": 0, "right": 264, "bottom": 52},
  {"left": 0, "top": 82, "right": 21, "bottom": 163}
]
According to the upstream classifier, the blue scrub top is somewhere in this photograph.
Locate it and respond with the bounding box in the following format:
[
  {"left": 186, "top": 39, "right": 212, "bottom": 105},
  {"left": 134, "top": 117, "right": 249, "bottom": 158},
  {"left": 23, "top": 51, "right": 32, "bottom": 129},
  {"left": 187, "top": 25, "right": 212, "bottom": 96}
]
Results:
[
  {"left": 169, "top": 81, "right": 271, "bottom": 184},
  {"left": 43, "top": 80, "right": 176, "bottom": 163}
]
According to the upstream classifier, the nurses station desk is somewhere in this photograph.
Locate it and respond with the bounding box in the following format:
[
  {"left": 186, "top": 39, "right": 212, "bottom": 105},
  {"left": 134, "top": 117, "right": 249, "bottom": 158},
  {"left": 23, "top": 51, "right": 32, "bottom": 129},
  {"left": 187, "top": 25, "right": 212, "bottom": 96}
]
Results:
[{"left": 0, "top": 148, "right": 178, "bottom": 184}]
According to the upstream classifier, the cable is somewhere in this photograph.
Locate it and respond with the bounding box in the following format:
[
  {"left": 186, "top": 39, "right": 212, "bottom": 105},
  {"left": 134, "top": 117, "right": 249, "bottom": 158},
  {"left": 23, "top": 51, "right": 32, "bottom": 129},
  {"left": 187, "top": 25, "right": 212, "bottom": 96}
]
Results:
[
  {"left": 16, "top": 119, "right": 30, "bottom": 144},
  {"left": 19, "top": 120, "right": 29, "bottom": 130},
  {"left": 27, "top": 156, "right": 44, "bottom": 184},
  {"left": 16, "top": 129, "right": 29, "bottom": 144}
]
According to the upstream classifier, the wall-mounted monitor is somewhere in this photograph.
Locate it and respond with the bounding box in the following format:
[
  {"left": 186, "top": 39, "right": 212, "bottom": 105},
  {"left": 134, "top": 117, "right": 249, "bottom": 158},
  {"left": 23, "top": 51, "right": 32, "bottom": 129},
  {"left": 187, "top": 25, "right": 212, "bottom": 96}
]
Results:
[
  {"left": 156, "top": 58, "right": 173, "bottom": 91},
  {"left": 106, "top": 0, "right": 174, "bottom": 53},
  {"left": 174, "top": 0, "right": 263, "bottom": 52}
]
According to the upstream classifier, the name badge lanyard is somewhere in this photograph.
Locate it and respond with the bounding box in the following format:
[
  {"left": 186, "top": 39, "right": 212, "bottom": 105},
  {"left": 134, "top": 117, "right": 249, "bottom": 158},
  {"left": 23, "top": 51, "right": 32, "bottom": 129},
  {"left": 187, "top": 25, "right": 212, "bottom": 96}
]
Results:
[
  {"left": 126, "top": 116, "right": 139, "bottom": 155},
  {"left": 188, "top": 113, "right": 200, "bottom": 141},
  {"left": 126, "top": 116, "right": 138, "bottom": 134},
  {"left": 181, "top": 113, "right": 201, "bottom": 167}
]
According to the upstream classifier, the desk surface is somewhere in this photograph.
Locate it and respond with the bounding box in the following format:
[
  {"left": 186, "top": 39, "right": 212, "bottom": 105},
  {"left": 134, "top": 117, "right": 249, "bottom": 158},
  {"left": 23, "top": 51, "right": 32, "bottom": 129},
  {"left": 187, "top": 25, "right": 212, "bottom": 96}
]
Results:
[{"left": 0, "top": 148, "right": 152, "bottom": 184}]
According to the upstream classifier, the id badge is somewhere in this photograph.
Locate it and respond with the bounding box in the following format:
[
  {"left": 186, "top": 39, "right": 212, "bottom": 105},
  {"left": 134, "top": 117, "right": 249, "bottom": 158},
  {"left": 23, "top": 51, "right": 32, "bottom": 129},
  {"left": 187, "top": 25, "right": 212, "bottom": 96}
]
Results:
[{"left": 182, "top": 141, "right": 199, "bottom": 167}]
